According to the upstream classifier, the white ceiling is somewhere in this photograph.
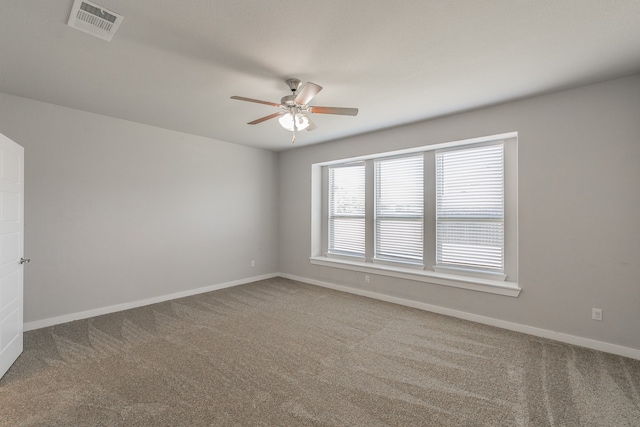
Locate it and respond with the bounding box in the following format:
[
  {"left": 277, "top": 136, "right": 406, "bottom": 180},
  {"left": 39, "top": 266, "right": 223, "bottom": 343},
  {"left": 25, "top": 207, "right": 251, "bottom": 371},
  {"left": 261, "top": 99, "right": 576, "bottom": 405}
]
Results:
[{"left": 1, "top": 1, "right": 639, "bottom": 151}]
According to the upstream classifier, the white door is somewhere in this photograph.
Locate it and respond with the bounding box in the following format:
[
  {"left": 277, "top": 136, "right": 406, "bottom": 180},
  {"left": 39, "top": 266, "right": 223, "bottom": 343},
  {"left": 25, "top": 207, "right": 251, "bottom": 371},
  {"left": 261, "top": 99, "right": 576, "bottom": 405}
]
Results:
[{"left": 0, "top": 132, "right": 24, "bottom": 379}]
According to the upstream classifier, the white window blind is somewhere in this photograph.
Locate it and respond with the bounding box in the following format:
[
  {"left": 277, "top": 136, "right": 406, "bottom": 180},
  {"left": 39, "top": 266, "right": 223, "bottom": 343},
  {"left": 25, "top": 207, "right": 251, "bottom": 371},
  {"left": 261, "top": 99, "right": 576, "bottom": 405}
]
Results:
[
  {"left": 328, "top": 163, "right": 366, "bottom": 257},
  {"left": 436, "top": 144, "right": 504, "bottom": 271},
  {"left": 374, "top": 155, "right": 424, "bottom": 264}
]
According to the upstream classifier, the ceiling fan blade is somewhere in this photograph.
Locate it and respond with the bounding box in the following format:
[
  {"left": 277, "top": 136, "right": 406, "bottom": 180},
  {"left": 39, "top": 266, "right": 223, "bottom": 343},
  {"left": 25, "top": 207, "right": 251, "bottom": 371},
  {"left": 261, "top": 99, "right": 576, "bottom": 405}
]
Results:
[
  {"left": 248, "top": 112, "right": 284, "bottom": 125},
  {"left": 295, "top": 82, "right": 322, "bottom": 105},
  {"left": 309, "top": 106, "right": 359, "bottom": 116},
  {"left": 231, "top": 96, "right": 281, "bottom": 108},
  {"left": 305, "top": 116, "right": 317, "bottom": 131}
]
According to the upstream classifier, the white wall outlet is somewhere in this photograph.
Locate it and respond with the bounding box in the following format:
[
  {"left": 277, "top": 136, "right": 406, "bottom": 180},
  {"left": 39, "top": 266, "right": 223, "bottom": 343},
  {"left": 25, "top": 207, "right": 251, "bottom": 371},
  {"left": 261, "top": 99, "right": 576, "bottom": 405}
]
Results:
[
  {"left": 592, "top": 308, "right": 603, "bottom": 321},
  {"left": 251, "top": 260, "right": 255, "bottom": 267},
  {"left": 364, "top": 275, "right": 370, "bottom": 283}
]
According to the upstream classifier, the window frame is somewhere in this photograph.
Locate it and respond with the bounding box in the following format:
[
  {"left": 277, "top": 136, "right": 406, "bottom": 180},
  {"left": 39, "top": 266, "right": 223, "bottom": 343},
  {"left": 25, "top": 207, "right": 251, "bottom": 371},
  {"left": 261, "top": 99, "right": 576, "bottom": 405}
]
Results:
[
  {"left": 311, "top": 132, "right": 520, "bottom": 297},
  {"left": 434, "top": 142, "right": 507, "bottom": 279},
  {"left": 327, "top": 162, "right": 367, "bottom": 260},
  {"left": 373, "top": 153, "right": 425, "bottom": 267}
]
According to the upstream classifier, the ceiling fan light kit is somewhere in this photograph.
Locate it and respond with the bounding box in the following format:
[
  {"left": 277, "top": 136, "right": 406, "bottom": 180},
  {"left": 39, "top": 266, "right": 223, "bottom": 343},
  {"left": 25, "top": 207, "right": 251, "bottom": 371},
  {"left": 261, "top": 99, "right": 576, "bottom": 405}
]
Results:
[
  {"left": 231, "top": 78, "right": 358, "bottom": 143},
  {"left": 279, "top": 112, "right": 309, "bottom": 132}
]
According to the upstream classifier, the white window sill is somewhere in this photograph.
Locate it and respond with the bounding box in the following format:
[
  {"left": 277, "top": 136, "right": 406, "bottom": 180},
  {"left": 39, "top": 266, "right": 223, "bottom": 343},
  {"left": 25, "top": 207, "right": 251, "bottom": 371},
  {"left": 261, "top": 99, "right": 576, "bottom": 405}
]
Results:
[
  {"left": 433, "top": 265, "right": 507, "bottom": 281},
  {"left": 309, "top": 256, "right": 521, "bottom": 297}
]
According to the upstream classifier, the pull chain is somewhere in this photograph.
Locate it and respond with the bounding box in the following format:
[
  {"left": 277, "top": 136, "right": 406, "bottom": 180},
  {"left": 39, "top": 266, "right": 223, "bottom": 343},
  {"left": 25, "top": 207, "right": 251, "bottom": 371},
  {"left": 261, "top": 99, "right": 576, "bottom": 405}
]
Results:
[{"left": 292, "top": 107, "right": 298, "bottom": 143}]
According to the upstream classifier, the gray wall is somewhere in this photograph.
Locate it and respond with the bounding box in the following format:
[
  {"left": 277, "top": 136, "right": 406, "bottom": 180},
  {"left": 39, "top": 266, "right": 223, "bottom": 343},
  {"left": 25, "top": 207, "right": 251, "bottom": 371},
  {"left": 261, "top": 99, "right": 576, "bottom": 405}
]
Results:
[
  {"left": 0, "top": 93, "right": 279, "bottom": 324},
  {"left": 1, "top": 75, "right": 638, "bottom": 352},
  {"left": 278, "top": 74, "right": 640, "bottom": 351}
]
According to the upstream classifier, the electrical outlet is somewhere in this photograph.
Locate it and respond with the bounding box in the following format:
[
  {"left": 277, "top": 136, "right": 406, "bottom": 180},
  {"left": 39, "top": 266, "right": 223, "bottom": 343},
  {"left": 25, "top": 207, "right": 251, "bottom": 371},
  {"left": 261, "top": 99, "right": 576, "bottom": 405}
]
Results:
[
  {"left": 251, "top": 260, "right": 255, "bottom": 267},
  {"left": 592, "top": 308, "right": 603, "bottom": 321},
  {"left": 364, "top": 275, "right": 370, "bottom": 283}
]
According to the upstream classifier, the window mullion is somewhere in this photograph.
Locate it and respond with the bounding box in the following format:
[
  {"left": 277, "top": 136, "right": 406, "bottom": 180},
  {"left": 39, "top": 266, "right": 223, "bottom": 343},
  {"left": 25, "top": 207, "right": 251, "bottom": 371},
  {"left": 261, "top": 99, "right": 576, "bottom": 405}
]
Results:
[
  {"left": 423, "top": 151, "right": 436, "bottom": 270},
  {"left": 364, "top": 159, "right": 375, "bottom": 262}
]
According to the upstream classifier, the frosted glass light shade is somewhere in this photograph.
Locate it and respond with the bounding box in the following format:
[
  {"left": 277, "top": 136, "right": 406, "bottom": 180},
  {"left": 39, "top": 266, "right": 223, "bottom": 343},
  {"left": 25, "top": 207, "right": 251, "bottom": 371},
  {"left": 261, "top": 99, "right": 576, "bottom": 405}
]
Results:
[{"left": 279, "top": 112, "right": 310, "bottom": 131}]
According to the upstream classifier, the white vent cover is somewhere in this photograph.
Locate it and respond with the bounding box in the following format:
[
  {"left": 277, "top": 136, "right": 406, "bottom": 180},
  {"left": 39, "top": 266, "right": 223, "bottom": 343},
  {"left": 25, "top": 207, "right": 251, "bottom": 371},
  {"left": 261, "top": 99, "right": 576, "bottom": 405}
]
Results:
[{"left": 67, "top": 0, "right": 123, "bottom": 41}]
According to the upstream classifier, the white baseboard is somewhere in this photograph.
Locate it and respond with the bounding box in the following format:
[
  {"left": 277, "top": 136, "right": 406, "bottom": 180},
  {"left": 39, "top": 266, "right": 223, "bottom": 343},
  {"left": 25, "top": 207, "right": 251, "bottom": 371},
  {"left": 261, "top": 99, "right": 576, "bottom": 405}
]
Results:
[
  {"left": 279, "top": 273, "right": 640, "bottom": 361},
  {"left": 23, "top": 273, "right": 279, "bottom": 332}
]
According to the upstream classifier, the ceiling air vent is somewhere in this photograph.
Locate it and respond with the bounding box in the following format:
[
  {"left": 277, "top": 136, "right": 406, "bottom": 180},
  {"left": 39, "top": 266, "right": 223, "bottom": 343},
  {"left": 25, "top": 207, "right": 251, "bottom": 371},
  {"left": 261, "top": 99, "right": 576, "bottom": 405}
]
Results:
[{"left": 67, "top": 0, "right": 123, "bottom": 41}]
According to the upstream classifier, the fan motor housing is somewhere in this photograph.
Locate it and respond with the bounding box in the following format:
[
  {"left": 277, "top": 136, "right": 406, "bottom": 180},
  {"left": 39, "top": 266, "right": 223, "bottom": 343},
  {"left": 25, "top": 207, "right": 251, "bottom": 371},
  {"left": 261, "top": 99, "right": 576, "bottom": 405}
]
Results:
[{"left": 281, "top": 95, "right": 296, "bottom": 106}]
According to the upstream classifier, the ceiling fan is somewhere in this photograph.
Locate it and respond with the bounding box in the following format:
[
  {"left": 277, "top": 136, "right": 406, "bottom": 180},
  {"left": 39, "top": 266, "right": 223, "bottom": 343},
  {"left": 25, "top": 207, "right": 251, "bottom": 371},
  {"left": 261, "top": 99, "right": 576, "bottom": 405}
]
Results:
[{"left": 231, "top": 78, "right": 358, "bottom": 143}]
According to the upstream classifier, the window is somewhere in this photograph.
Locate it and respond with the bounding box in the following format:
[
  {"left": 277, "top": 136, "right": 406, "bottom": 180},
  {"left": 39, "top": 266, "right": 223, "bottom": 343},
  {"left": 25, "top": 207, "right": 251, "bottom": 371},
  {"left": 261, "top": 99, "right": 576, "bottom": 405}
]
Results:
[
  {"left": 328, "top": 162, "right": 365, "bottom": 258},
  {"left": 312, "top": 133, "right": 519, "bottom": 297},
  {"left": 374, "top": 155, "right": 424, "bottom": 265},
  {"left": 435, "top": 144, "right": 504, "bottom": 275}
]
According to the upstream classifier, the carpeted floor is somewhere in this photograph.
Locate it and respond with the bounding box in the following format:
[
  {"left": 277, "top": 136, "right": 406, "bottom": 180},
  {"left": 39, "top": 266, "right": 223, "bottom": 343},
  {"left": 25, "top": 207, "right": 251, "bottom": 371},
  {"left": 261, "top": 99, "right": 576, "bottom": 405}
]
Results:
[{"left": 1, "top": 277, "right": 639, "bottom": 426}]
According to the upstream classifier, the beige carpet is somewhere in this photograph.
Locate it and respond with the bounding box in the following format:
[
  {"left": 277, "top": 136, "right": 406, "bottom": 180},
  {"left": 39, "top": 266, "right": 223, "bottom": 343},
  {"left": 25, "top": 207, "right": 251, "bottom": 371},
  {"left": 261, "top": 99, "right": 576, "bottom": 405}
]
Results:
[{"left": 1, "top": 277, "right": 639, "bottom": 426}]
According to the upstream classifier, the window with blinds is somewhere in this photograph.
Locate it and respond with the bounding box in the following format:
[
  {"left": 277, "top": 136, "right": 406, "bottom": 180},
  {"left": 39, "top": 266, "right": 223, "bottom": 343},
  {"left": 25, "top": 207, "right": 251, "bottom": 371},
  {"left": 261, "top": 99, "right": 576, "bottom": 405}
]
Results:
[
  {"left": 374, "top": 155, "right": 424, "bottom": 264},
  {"left": 328, "top": 163, "right": 366, "bottom": 258},
  {"left": 436, "top": 144, "right": 504, "bottom": 272}
]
